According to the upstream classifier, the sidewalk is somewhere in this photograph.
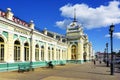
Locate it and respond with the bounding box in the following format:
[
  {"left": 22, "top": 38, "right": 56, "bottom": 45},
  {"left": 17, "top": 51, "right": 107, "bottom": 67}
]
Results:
[{"left": 0, "top": 61, "right": 119, "bottom": 80}]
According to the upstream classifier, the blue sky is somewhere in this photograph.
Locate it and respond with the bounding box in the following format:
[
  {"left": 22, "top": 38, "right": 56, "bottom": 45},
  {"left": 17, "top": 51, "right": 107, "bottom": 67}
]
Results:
[{"left": 0, "top": 0, "right": 120, "bottom": 53}]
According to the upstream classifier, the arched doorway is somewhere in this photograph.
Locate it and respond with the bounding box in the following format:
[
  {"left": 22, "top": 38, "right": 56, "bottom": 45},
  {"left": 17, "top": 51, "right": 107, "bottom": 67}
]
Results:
[
  {"left": 71, "top": 45, "right": 77, "bottom": 60},
  {"left": 48, "top": 47, "right": 50, "bottom": 60},
  {"left": 52, "top": 48, "right": 54, "bottom": 60},
  {"left": 35, "top": 44, "right": 39, "bottom": 61},
  {"left": 0, "top": 37, "right": 4, "bottom": 62},
  {"left": 41, "top": 46, "right": 44, "bottom": 61},
  {"left": 14, "top": 40, "right": 20, "bottom": 61},
  {"left": 83, "top": 52, "right": 87, "bottom": 62}
]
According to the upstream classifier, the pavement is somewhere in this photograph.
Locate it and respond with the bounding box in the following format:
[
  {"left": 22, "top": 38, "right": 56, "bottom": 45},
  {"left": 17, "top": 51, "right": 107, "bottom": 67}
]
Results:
[{"left": 0, "top": 61, "right": 120, "bottom": 80}]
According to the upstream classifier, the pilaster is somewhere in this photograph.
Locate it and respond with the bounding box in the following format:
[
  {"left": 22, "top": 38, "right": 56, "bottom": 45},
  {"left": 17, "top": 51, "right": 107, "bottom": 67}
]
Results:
[
  {"left": 86, "top": 44, "right": 88, "bottom": 60},
  {"left": 78, "top": 40, "right": 84, "bottom": 61},
  {"left": 7, "top": 33, "right": 14, "bottom": 62},
  {"left": 4, "top": 42, "right": 8, "bottom": 62},
  {"left": 44, "top": 43, "right": 48, "bottom": 61},
  {"left": 50, "top": 47, "right": 52, "bottom": 60},
  {"left": 54, "top": 45, "right": 56, "bottom": 60},
  {"left": 39, "top": 47, "right": 41, "bottom": 61},
  {"left": 20, "top": 44, "right": 24, "bottom": 62},
  {"left": 67, "top": 44, "right": 71, "bottom": 60},
  {"left": 31, "top": 39, "right": 35, "bottom": 62}
]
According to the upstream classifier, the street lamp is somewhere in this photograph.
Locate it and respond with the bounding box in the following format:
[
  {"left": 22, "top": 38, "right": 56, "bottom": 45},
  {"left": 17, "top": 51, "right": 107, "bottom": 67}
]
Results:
[
  {"left": 104, "top": 48, "right": 106, "bottom": 63},
  {"left": 109, "top": 24, "right": 115, "bottom": 75},
  {"left": 106, "top": 43, "right": 109, "bottom": 67}
]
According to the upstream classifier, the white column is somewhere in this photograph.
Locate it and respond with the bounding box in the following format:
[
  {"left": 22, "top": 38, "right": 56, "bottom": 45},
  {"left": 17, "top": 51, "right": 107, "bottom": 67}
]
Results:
[
  {"left": 21, "top": 44, "right": 24, "bottom": 62},
  {"left": 78, "top": 40, "right": 84, "bottom": 61},
  {"left": 50, "top": 47, "right": 52, "bottom": 60},
  {"left": 56, "top": 49, "right": 58, "bottom": 61},
  {"left": 67, "top": 45, "right": 71, "bottom": 60},
  {"left": 61, "top": 49, "right": 62, "bottom": 60},
  {"left": 39, "top": 46, "right": 41, "bottom": 61},
  {"left": 30, "top": 38, "right": 35, "bottom": 62},
  {"left": 4, "top": 42, "right": 8, "bottom": 62},
  {"left": 54, "top": 46, "right": 56, "bottom": 60},
  {"left": 64, "top": 49, "right": 67, "bottom": 60},
  {"left": 86, "top": 44, "right": 89, "bottom": 60},
  {"left": 7, "top": 33, "right": 14, "bottom": 63},
  {"left": 60, "top": 49, "right": 62, "bottom": 60},
  {"left": 44, "top": 43, "right": 48, "bottom": 61}
]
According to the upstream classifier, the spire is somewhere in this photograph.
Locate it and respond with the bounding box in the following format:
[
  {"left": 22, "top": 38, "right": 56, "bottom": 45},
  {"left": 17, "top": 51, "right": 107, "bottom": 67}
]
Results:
[{"left": 73, "top": 8, "right": 77, "bottom": 22}]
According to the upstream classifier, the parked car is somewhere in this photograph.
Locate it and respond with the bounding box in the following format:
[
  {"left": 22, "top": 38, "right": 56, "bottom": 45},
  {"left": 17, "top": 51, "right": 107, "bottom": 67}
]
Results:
[
  {"left": 115, "top": 58, "right": 120, "bottom": 64},
  {"left": 109, "top": 58, "right": 120, "bottom": 64}
]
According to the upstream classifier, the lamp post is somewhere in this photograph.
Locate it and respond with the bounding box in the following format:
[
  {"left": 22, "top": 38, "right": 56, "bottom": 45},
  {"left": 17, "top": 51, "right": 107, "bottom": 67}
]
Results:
[
  {"left": 106, "top": 43, "right": 109, "bottom": 67},
  {"left": 104, "top": 48, "right": 106, "bottom": 63},
  {"left": 109, "top": 24, "right": 114, "bottom": 75}
]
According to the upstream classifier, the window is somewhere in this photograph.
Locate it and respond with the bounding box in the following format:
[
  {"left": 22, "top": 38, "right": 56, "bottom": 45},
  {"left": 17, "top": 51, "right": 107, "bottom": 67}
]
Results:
[
  {"left": 58, "top": 49, "right": 60, "bottom": 60},
  {"left": 24, "top": 42, "right": 29, "bottom": 61},
  {"left": 0, "top": 37, "right": 4, "bottom": 62},
  {"left": 48, "top": 47, "right": 50, "bottom": 60},
  {"left": 52, "top": 48, "right": 54, "bottom": 60},
  {"left": 35, "top": 45, "right": 39, "bottom": 61},
  {"left": 41, "top": 46, "right": 44, "bottom": 61},
  {"left": 14, "top": 40, "right": 20, "bottom": 61}
]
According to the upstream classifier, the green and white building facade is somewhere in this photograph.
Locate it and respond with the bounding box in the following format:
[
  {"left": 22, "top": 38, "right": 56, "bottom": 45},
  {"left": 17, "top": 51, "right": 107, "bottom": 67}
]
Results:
[{"left": 0, "top": 8, "right": 93, "bottom": 72}]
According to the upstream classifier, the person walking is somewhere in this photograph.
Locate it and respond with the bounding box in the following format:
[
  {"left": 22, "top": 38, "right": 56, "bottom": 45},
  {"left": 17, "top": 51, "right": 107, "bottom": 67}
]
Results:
[
  {"left": 99, "top": 59, "right": 102, "bottom": 64},
  {"left": 92, "top": 59, "right": 96, "bottom": 68}
]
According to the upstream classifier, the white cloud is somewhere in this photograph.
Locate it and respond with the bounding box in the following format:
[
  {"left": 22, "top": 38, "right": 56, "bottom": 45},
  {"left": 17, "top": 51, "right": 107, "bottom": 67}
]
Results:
[
  {"left": 113, "top": 32, "right": 120, "bottom": 39},
  {"left": 105, "top": 32, "right": 120, "bottom": 39},
  {"left": 56, "top": 1, "right": 120, "bottom": 29},
  {"left": 56, "top": 19, "right": 72, "bottom": 29}
]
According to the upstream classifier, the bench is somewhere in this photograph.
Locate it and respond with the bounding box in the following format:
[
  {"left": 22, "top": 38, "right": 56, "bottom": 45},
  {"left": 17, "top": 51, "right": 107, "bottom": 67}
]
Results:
[
  {"left": 18, "top": 64, "right": 34, "bottom": 72},
  {"left": 47, "top": 62, "right": 54, "bottom": 69},
  {"left": 60, "top": 61, "right": 65, "bottom": 66}
]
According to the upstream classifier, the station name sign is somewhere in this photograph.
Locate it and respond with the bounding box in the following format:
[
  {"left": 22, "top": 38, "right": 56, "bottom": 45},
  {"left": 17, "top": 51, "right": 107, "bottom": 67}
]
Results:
[{"left": 14, "top": 28, "right": 29, "bottom": 35}]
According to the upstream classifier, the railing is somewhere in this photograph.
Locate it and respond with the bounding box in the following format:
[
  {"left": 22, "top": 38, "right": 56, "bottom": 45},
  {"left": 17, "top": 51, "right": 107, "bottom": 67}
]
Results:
[
  {"left": 12, "top": 16, "right": 29, "bottom": 27},
  {"left": 0, "top": 9, "right": 29, "bottom": 27},
  {"left": 0, "top": 11, "right": 6, "bottom": 18}
]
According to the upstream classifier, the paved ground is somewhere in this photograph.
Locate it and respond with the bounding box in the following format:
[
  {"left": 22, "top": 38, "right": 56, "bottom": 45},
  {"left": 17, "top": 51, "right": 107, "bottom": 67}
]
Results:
[{"left": 0, "top": 61, "right": 120, "bottom": 80}]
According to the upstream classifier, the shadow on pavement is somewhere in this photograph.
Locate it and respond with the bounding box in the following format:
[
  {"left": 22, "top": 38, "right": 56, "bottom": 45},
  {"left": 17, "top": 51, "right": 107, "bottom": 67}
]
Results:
[
  {"left": 96, "top": 64, "right": 107, "bottom": 67},
  {"left": 87, "top": 72, "right": 109, "bottom": 75},
  {"left": 53, "top": 68, "right": 110, "bottom": 76}
]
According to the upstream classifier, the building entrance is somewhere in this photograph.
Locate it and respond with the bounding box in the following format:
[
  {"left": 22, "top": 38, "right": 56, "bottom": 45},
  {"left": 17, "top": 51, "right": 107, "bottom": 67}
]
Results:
[{"left": 71, "top": 45, "right": 77, "bottom": 60}]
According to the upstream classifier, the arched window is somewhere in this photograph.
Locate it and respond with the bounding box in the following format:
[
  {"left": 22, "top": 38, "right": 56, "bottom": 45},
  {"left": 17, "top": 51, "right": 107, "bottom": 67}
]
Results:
[
  {"left": 71, "top": 45, "right": 77, "bottom": 59},
  {"left": 59, "top": 49, "right": 60, "bottom": 60},
  {"left": 52, "top": 48, "right": 54, "bottom": 60},
  {"left": 0, "top": 37, "right": 4, "bottom": 62},
  {"left": 48, "top": 47, "right": 50, "bottom": 60},
  {"left": 41, "top": 46, "right": 44, "bottom": 61},
  {"left": 14, "top": 40, "right": 20, "bottom": 61},
  {"left": 35, "top": 44, "right": 39, "bottom": 61},
  {"left": 56, "top": 49, "right": 58, "bottom": 60},
  {"left": 24, "top": 42, "right": 29, "bottom": 61}
]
